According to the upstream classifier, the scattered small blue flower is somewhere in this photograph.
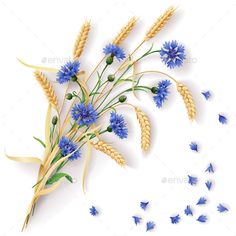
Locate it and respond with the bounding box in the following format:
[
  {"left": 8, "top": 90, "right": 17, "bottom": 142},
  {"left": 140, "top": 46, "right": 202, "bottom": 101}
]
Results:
[
  {"left": 217, "top": 204, "right": 229, "bottom": 213},
  {"left": 188, "top": 175, "right": 198, "bottom": 186},
  {"left": 205, "top": 181, "right": 212, "bottom": 191},
  {"left": 197, "top": 197, "right": 207, "bottom": 205},
  {"left": 58, "top": 136, "right": 81, "bottom": 161},
  {"left": 184, "top": 205, "right": 193, "bottom": 216},
  {"left": 56, "top": 60, "right": 80, "bottom": 84},
  {"left": 132, "top": 216, "right": 142, "bottom": 225},
  {"left": 160, "top": 40, "right": 186, "bottom": 69},
  {"left": 140, "top": 201, "right": 149, "bottom": 210},
  {"left": 190, "top": 142, "right": 198, "bottom": 152},
  {"left": 202, "top": 91, "right": 211, "bottom": 100},
  {"left": 205, "top": 163, "right": 214, "bottom": 173},
  {"left": 103, "top": 44, "right": 125, "bottom": 61},
  {"left": 153, "top": 80, "right": 171, "bottom": 108},
  {"left": 170, "top": 214, "right": 181, "bottom": 224},
  {"left": 196, "top": 215, "right": 207, "bottom": 223},
  {"left": 109, "top": 112, "right": 128, "bottom": 139},
  {"left": 89, "top": 206, "right": 98, "bottom": 216},
  {"left": 71, "top": 103, "right": 98, "bottom": 126},
  {"left": 219, "top": 114, "right": 227, "bottom": 124},
  {"left": 146, "top": 221, "right": 155, "bottom": 231}
]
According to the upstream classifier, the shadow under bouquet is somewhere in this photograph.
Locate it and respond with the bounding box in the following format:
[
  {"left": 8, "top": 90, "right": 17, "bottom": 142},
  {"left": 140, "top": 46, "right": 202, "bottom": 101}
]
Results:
[{"left": 7, "top": 6, "right": 196, "bottom": 230}]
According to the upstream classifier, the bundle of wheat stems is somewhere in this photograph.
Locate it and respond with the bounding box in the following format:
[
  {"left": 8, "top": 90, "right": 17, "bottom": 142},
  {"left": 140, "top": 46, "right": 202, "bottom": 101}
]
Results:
[{"left": 7, "top": 6, "right": 196, "bottom": 230}]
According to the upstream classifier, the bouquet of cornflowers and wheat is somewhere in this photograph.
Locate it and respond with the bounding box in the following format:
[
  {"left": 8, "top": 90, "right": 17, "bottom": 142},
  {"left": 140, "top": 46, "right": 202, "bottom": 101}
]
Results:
[{"left": 7, "top": 6, "right": 196, "bottom": 230}]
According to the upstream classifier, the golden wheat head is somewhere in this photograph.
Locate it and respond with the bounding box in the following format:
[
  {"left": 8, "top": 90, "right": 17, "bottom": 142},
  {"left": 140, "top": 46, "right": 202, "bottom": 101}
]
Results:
[
  {"left": 135, "top": 107, "right": 151, "bottom": 151},
  {"left": 145, "top": 6, "right": 175, "bottom": 41},
  {"left": 176, "top": 82, "right": 196, "bottom": 120},
  {"left": 112, "top": 17, "right": 137, "bottom": 45},
  {"left": 93, "top": 140, "right": 125, "bottom": 166},
  {"left": 73, "top": 21, "right": 91, "bottom": 60},
  {"left": 34, "top": 71, "right": 58, "bottom": 109}
]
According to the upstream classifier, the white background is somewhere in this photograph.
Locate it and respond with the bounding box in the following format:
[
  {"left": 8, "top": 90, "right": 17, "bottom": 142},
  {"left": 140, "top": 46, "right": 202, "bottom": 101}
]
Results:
[{"left": 0, "top": 0, "right": 236, "bottom": 235}]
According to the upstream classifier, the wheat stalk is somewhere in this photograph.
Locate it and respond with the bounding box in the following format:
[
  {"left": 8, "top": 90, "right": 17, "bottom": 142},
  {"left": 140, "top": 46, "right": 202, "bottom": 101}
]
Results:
[
  {"left": 73, "top": 21, "right": 91, "bottom": 60},
  {"left": 176, "top": 82, "right": 196, "bottom": 120},
  {"left": 145, "top": 6, "right": 175, "bottom": 41},
  {"left": 34, "top": 71, "right": 58, "bottom": 109},
  {"left": 112, "top": 17, "right": 137, "bottom": 45},
  {"left": 93, "top": 140, "right": 125, "bottom": 166},
  {"left": 135, "top": 107, "right": 151, "bottom": 151}
]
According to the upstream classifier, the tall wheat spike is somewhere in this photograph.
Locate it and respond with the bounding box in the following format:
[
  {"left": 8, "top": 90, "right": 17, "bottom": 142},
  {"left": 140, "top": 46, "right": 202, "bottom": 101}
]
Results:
[
  {"left": 145, "top": 6, "right": 175, "bottom": 41},
  {"left": 113, "top": 17, "right": 137, "bottom": 45},
  {"left": 93, "top": 140, "right": 125, "bottom": 166},
  {"left": 73, "top": 21, "right": 91, "bottom": 60},
  {"left": 176, "top": 82, "right": 196, "bottom": 120},
  {"left": 34, "top": 71, "right": 58, "bottom": 109},
  {"left": 135, "top": 107, "right": 151, "bottom": 151}
]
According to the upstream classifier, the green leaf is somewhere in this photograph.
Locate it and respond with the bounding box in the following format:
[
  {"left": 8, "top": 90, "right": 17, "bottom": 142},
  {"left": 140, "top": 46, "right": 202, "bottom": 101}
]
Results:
[
  {"left": 33, "top": 136, "right": 46, "bottom": 148},
  {"left": 46, "top": 172, "right": 73, "bottom": 185}
]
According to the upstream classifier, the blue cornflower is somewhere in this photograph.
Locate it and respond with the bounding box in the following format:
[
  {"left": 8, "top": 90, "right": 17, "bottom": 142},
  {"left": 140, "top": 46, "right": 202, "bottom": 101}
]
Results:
[
  {"left": 56, "top": 60, "right": 80, "bottom": 84},
  {"left": 58, "top": 136, "right": 81, "bottom": 161},
  {"left": 170, "top": 214, "right": 181, "bottom": 224},
  {"left": 71, "top": 103, "right": 98, "bottom": 126},
  {"left": 103, "top": 44, "right": 125, "bottom": 61},
  {"left": 109, "top": 112, "right": 128, "bottom": 139},
  {"left": 219, "top": 114, "right": 227, "bottom": 124},
  {"left": 188, "top": 175, "right": 198, "bottom": 186},
  {"left": 205, "top": 163, "right": 214, "bottom": 173},
  {"left": 205, "top": 181, "right": 212, "bottom": 191},
  {"left": 160, "top": 40, "right": 186, "bottom": 69},
  {"left": 217, "top": 204, "right": 228, "bottom": 213},
  {"left": 146, "top": 221, "right": 155, "bottom": 231},
  {"left": 132, "top": 216, "right": 142, "bottom": 225},
  {"left": 184, "top": 205, "right": 193, "bottom": 216},
  {"left": 140, "top": 201, "right": 149, "bottom": 210},
  {"left": 153, "top": 80, "right": 171, "bottom": 108},
  {"left": 197, "top": 197, "right": 207, "bottom": 205},
  {"left": 89, "top": 206, "right": 98, "bottom": 216},
  {"left": 196, "top": 215, "right": 207, "bottom": 223},
  {"left": 189, "top": 142, "right": 198, "bottom": 152},
  {"left": 202, "top": 91, "right": 211, "bottom": 100}
]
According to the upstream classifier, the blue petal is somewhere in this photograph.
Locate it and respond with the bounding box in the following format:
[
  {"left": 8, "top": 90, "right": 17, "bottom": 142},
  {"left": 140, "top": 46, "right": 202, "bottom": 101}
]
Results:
[
  {"left": 202, "top": 91, "right": 211, "bottom": 100},
  {"left": 219, "top": 114, "right": 227, "bottom": 124},
  {"left": 140, "top": 201, "right": 149, "bottom": 210},
  {"left": 184, "top": 205, "right": 193, "bottom": 216},
  {"left": 132, "top": 216, "right": 142, "bottom": 225},
  {"left": 146, "top": 221, "right": 155, "bottom": 231},
  {"left": 205, "top": 163, "right": 214, "bottom": 173},
  {"left": 170, "top": 214, "right": 181, "bottom": 224},
  {"left": 205, "top": 181, "right": 212, "bottom": 191},
  {"left": 196, "top": 197, "right": 207, "bottom": 205},
  {"left": 196, "top": 215, "right": 207, "bottom": 223},
  {"left": 188, "top": 175, "right": 198, "bottom": 186},
  {"left": 217, "top": 204, "right": 229, "bottom": 213},
  {"left": 89, "top": 206, "right": 98, "bottom": 216},
  {"left": 189, "top": 142, "right": 198, "bottom": 152}
]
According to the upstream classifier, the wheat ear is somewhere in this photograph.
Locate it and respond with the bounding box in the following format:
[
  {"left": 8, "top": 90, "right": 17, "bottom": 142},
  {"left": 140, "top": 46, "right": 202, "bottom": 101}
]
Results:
[
  {"left": 34, "top": 71, "right": 58, "bottom": 109},
  {"left": 145, "top": 6, "right": 175, "bottom": 41},
  {"left": 176, "top": 82, "right": 196, "bottom": 120},
  {"left": 135, "top": 107, "right": 151, "bottom": 151},
  {"left": 73, "top": 21, "right": 91, "bottom": 60},
  {"left": 112, "top": 17, "right": 137, "bottom": 45},
  {"left": 93, "top": 140, "right": 125, "bottom": 166}
]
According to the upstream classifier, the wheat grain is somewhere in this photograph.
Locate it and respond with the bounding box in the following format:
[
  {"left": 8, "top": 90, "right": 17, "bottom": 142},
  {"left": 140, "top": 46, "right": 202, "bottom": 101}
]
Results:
[
  {"left": 34, "top": 71, "right": 58, "bottom": 109},
  {"left": 176, "top": 82, "right": 196, "bottom": 120},
  {"left": 135, "top": 107, "right": 151, "bottom": 151},
  {"left": 73, "top": 21, "right": 91, "bottom": 59},
  {"left": 145, "top": 6, "right": 175, "bottom": 41},
  {"left": 93, "top": 140, "right": 125, "bottom": 166},
  {"left": 113, "top": 17, "right": 137, "bottom": 45}
]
